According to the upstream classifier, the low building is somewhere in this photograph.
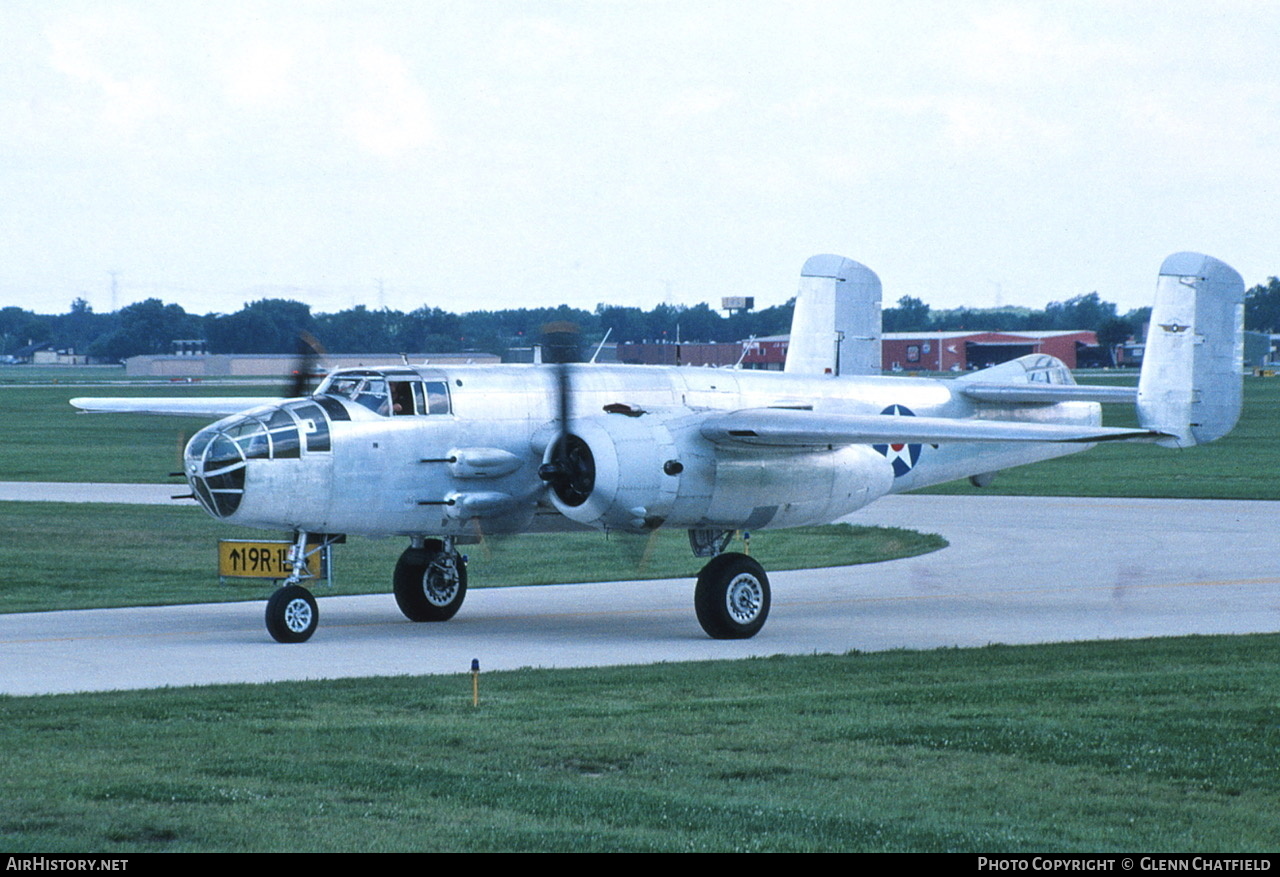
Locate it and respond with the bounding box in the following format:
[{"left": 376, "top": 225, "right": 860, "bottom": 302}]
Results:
[
  {"left": 610, "top": 330, "right": 1101, "bottom": 372},
  {"left": 616, "top": 337, "right": 787, "bottom": 370},
  {"left": 22, "top": 344, "right": 89, "bottom": 365},
  {"left": 882, "top": 330, "right": 1098, "bottom": 371}
]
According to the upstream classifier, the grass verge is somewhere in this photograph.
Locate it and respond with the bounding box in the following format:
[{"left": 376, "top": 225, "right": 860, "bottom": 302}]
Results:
[{"left": 2, "top": 635, "right": 1276, "bottom": 852}]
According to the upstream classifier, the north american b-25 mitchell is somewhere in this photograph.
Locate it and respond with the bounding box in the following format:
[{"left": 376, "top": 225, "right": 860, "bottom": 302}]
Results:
[{"left": 72, "top": 252, "right": 1244, "bottom": 643}]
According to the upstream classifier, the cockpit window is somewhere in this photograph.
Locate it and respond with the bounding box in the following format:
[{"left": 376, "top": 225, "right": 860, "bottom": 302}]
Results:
[
  {"left": 355, "top": 379, "right": 389, "bottom": 413},
  {"left": 320, "top": 375, "right": 389, "bottom": 413},
  {"left": 319, "top": 373, "right": 451, "bottom": 417},
  {"left": 425, "top": 381, "right": 450, "bottom": 414},
  {"left": 288, "top": 402, "right": 330, "bottom": 452},
  {"left": 389, "top": 381, "right": 415, "bottom": 415},
  {"left": 324, "top": 377, "right": 362, "bottom": 398}
]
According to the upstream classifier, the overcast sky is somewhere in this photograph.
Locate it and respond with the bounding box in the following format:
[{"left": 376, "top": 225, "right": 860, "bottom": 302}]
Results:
[{"left": 2, "top": 1, "right": 1276, "bottom": 319}]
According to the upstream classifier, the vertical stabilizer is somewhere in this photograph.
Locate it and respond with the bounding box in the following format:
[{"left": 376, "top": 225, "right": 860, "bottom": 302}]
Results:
[
  {"left": 784, "top": 255, "right": 882, "bottom": 376},
  {"left": 1137, "top": 252, "right": 1244, "bottom": 447}
]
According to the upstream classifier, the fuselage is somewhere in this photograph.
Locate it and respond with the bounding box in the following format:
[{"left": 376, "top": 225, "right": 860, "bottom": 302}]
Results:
[{"left": 184, "top": 362, "right": 1100, "bottom": 538}]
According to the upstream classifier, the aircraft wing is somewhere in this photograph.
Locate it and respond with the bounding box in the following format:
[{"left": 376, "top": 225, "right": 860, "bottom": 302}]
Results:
[
  {"left": 699, "top": 408, "right": 1169, "bottom": 448},
  {"left": 957, "top": 383, "right": 1138, "bottom": 404},
  {"left": 69, "top": 397, "right": 284, "bottom": 418}
]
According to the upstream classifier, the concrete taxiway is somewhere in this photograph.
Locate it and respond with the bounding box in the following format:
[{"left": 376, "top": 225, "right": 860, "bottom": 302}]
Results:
[{"left": 1, "top": 490, "right": 1277, "bottom": 696}]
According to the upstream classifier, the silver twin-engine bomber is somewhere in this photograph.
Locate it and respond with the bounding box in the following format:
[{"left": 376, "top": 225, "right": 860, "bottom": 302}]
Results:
[{"left": 73, "top": 252, "right": 1245, "bottom": 643}]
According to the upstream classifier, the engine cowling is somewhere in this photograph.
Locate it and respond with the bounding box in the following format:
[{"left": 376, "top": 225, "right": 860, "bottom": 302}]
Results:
[{"left": 540, "top": 411, "right": 895, "bottom": 532}]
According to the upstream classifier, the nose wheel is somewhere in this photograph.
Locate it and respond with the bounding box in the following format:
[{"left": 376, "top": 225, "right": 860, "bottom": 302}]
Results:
[{"left": 265, "top": 584, "right": 318, "bottom": 643}]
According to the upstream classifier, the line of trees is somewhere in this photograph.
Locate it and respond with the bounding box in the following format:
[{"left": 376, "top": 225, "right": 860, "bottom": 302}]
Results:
[
  {"left": 4, "top": 279, "right": 1278, "bottom": 362},
  {"left": 883, "top": 291, "right": 1153, "bottom": 356},
  {"left": 0, "top": 298, "right": 797, "bottom": 361}
]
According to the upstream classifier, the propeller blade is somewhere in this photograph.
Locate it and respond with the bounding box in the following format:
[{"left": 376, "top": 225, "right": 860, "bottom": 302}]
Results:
[
  {"left": 288, "top": 330, "right": 327, "bottom": 398},
  {"left": 537, "top": 322, "right": 593, "bottom": 506},
  {"left": 540, "top": 320, "right": 581, "bottom": 430}
]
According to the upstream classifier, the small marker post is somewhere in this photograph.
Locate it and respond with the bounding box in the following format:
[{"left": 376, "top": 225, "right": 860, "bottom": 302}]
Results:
[
  {"left": 470, "top": 658, "right": 480, "bottom": 707},
  {"left": 742, "top": 531, "right": 751, "bottom": 556}
]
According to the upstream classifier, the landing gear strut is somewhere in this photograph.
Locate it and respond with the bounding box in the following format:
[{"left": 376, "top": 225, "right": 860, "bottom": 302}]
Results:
[
  {"left": 694, "top": 552, "right": 771, "bottom": 639},
  {"left": 394, "top": 537, "right": 468, "bottom": 622},
  {"left": 265, "top": 531, "right": 324, "bottom": 643}
]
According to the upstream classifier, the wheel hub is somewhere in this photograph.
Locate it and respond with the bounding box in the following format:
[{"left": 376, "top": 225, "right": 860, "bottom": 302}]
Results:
[
  {"left": 283, "top": 598, "right": 313, "bottom": 633},
  {"left": 725, "top": 574, "right": 763, "bottom": 623},
  {"left": 423, "top": 561, "right": 460, "bottom": 607}
]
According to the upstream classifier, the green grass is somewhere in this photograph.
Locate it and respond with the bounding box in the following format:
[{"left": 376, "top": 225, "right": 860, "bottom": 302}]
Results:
[
  {"left": 0, "top": 502, "right": 944, "bottom": 613},
  {"left": 2, "top": 635, "right": 1277, "bottom": 852},
  {"left": 0, "top": 365, "right": 131, "bottom": 383}
]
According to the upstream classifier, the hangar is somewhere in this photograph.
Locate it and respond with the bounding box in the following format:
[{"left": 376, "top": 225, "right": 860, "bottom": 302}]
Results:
[{"left": 881, "top": 330, "right": 1099, "bottom": 371}]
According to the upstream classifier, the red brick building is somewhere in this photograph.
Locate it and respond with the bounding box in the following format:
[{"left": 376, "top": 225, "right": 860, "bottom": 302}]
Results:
[
  {"left": 615, "top": 330, "right": 1099, "bottom": 372},
  {"left": 881, "top": 330, "right": 1098, "bottom": 371}
]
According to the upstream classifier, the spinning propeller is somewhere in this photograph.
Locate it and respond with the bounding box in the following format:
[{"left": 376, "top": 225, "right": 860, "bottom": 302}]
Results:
[
  {"left": 536, "top": 322, "right": 595, "bottom": 508},
  {"left": 288, "top": 330, "right": 327, "bottom": 398}
]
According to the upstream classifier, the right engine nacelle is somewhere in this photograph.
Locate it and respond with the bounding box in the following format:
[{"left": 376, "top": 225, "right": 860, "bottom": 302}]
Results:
[{"left": 540, "top": 411, "right": 895, "bottom": 533}]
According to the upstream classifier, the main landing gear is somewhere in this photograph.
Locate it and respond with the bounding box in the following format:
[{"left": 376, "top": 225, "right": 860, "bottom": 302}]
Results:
[
  {"left": 693, "top": 552, "right": 771, "bottom": 639},
  {"left": 688, "top": 529, "right": 771, "bottom": 639},
  {"left": 387, "top": 535, "right": 768, "bottom": 639},
  {"left": 393, "top": 537, "right": 467, "bottom": 622}
]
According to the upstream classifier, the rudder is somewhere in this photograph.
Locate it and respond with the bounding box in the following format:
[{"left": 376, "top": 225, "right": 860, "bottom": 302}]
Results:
[
  {"left": 784, "top": 255, "right": 882, "bottom": 376},
  {"left": 1137, "top": 252, "right": 1244, "bottom": 447}
]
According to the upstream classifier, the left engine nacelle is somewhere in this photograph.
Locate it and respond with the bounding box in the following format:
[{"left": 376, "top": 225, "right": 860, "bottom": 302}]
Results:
[{"left": 540, "top": 411, "right": 895, "bottom": 532}]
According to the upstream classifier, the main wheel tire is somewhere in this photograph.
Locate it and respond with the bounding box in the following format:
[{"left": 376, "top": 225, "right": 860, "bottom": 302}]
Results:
[
  {"left": 265, "top": 585, "right": 318, "bottom": 643},
  {"left": 694, "top": 552, "right": 770, "bottom": 639},
  {"left": 394, "top": 540, "right": 467, "bottom": 622}
]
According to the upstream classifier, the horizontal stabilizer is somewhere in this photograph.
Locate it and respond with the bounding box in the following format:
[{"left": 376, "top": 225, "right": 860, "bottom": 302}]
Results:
[
  {"left": 959, "top": 383, "right": 1137, "bottom": 404},
  {"left": 70, "top": 397, "right": 284, "bottom": 418},
  {"left": 700, "top": 408, "right": 1171, "bottom": 448}
]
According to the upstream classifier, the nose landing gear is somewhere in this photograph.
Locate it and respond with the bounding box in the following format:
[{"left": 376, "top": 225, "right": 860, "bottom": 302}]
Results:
[
  {"left": 263, "top": 531, "right": 336, "bottom": 643},
  {"left": 265, "top": 585, "right": 318, "bottom": 643}
]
